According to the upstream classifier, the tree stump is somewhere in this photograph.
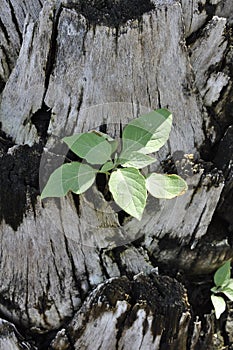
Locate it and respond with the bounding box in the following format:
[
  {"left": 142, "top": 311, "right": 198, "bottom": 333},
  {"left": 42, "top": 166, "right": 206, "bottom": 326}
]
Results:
[{"left": 0, "top": 0, "right": 232, "bottom": 348}]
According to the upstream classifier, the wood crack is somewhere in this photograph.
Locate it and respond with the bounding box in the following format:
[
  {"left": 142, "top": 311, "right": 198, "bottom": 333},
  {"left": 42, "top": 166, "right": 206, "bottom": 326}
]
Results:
[
  {"left": 189, "top": 203, "right": 207, "bottom": 250},
  {"left": 98, "top": 248, "right": 111, "bottom": 279},
  {"left": 49, "top": 239, "right": 64, "bottom": 292},
  {"left": 0, "top": 17, "right": 10, "bottom": 44},
  {"left": 7, "top": 0, "right": 23, "bottom": 44},
  {"left": 62, "top": 232, "right": 86, "bottom": 302},
  {"left": 44, "top": 4, "right": 62, "bottom": 94}
]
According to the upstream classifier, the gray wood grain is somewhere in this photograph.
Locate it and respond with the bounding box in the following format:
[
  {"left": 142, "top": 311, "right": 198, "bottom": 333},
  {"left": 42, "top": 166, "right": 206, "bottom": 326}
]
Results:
[{"left": 0, "top": 0, "right": 232, "bottom": 347}]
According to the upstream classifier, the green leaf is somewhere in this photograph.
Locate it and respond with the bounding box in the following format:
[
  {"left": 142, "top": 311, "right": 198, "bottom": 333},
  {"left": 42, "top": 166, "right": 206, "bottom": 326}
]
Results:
[
  {"left": 119, "top": 151, "right": 156, "bottom": 169},
  {"left": 145, "top": 173, "right": 188, "bottom": 199},
  {"left": 211, "top": 286, "right": 219, "bottom": 293},
  {"left": 99, "top": 161, "right": 115, "bottom": 173},
  {"left": 122, "top": 109, "right": 172, "bottom": 155},
  {"left": 41, "top": 162, "right": 96, "bottom": 199},
  {"left": 63, "top": 132, "right": 112, "bottom": 165},
  {"left": 91, "top": 130, "right": 118, "bottom": 154},
  {"left": 214, "top": 260, "right": 231, "bottom": 287},
  {"left": 223, "top": 279, "right": 233, "bottom": 289},
  {"left": 211, "top": 295, "right": 226, "bottom": 319},
  {"left": 109, "top": 168, "right": 147, "bottom": 220},
  {"left": 222, "top": 288, "right": 233, "bottom": 302}
]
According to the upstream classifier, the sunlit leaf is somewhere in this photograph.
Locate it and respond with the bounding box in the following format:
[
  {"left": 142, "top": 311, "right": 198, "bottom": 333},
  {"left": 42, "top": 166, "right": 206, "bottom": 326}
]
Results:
[
  {"left": 223, "top": 279, "right": 233, "bottom": 289},
  {"left": 41, "top": 162, "right": 96, "bottom": 199},
  {"left": 91, "top": 130, "right": 118, "bottom": 154},
  {"left": 122, "top": 109, "right": 172, "bottom": 155},
  {"left": 119, "top": 151, "right": 156, "bottom": 169},
  {"left": 222, "top": 288, "right": 233, "bottom": 302},
  {"left": 146, "top": 173, "right": 188, "bottom": 199},
  {"left": 211, "top": 295, "right": 226, "bottom": 319},
  {"left": 109, "top": 168, "right": 147, "bottom": 220},
  {"left": 63, "top": 132, "right": 112, "bottom": 165}
]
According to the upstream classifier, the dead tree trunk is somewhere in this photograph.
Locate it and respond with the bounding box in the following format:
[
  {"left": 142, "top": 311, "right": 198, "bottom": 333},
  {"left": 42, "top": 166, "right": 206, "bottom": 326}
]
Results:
[{"left": 0, "top": 0, "right": 233, "bottom": 349}]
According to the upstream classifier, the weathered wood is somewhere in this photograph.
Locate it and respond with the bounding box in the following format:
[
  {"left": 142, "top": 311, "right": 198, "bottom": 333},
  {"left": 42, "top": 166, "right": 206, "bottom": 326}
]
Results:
[
  {"left": 0, "top": 318, "right": 34, "bottom": 350},
  {"left": 181, "top": 0, "right": 208, "bottom": 37},
  {"left": 190, "top": 16, "right": 227, "bottom": 101},
  {"left": 0, "top": 0, "right": 44, "bottom": 86},
  {"left": 0, "top": 0, "right": 232, "bottom": 348},
  {"left": 50, "top": 274, "right": 190, "bottom": 350},
  {"left": 45, "top": 1, "right": 204, "bottom": 154},
  {"left": 0, "top": 1, "right": 56, "bottom": 144},
  {"left": 216, "top": 0, "right": 233, "bottom": 24},
  {"left": 0, "top": 0, "right": 205, "bottom": 152}
]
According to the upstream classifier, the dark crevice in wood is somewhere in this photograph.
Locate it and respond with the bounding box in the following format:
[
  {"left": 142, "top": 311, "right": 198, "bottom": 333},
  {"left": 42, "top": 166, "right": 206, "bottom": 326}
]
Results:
[
  {"left": 71, "top": 193, "right": 80, "bottom": 216},
  {"left": 188, "top": 204, "right": 207, "bottom": 250},
  {"left": 119, "top": 120, "right": 123, "bottom": 139},
  {"left": 81, "top": 26, "right": 87, "bottom": 57},
  {"left": 44, "top": 4, "right": 62, "bottom": 93},
  {"left": 216, "top": 185, "right": 233, "bottom": 233},
  {"left": 213, "top": 126, "right": 233, "bottom": 172},
  {"left": 186, "top": 1, "right": 217, "bottom": 46},
  {"left": 0, "top": 141, "right": 43, "bottom": 230},
  {"left": 98, "top": 248, "right": 110, "bottom": 279},
  {"left": 67, "top": 0, "right": 155, "bottom": 27},
  {"left": 161, "top": 154, "right": 178, "bottom": 174},
  {"left": 187, "top": 175, "right": 203, "bottom": 208},
  {"left": 95, "top": 173, "right": 112, "bottom": 201},
  {"left": 95, "top": 172, "right": 107, "bottom": 193},
  {"left": 26, "top": 329, "right": 58, "bottom": 350},
  {"left": 0, "top": 41, "right": 12, "bottom": 73},
  {"left": 193, "top": 225, "right": 232, "bottom": 273},
  {"left": 146, "top": 82, "right": 152, "bottom": 108},
  {"left": 117, "top": 210, "right": 130, "bottom": 226},
  {"left": 77, "top": 87, "right": 84, "bottom": 115},
  {"left": 184, "top": 280, "right": 213, "bottom": 346},
  {"left": 49, "top": 240, "right": 64, "bottom": 292},
  {"left": 0, "top": 126, "right": 14, "bottom": 151},
  {"left": 7, "top": 0, "right": 23, "bottom": 44},
  {"left": 114, "top": 26, "right": 119, "bottom": 55},
  {"left": 63, "top": 235, "right": 87, "bottom": 302},
  {"left": 31, "top": 102, "right": 52, "bottom": 142},
  {"left": 111, "top": 246, "right": 129, "bottom": 276},
  {"left": 38, "top": 0, "right": 44, "bottom": 7},
  {"left": 99, "top": 123, "right": 107, "bottom": 133},
  {"left": 131, "top": 234, "right": 145, "bottom": 248},
  {"left": 0, "top": 17, "right": 10, "bottom": 44},
  {"left": 199, "top": 109, "right": 219, "bottom": 162},
  {"left": 158, "top": 234, "right": 182, "bottom": 252},
  {"left": 0, "top": 78, "right": 6, "bottom": 94},
  {"left": 36, "top": 334, "right": 58, "bottom": 350},
  {"left": 157, "top": 84, "right": 161, "bottom": 109}
]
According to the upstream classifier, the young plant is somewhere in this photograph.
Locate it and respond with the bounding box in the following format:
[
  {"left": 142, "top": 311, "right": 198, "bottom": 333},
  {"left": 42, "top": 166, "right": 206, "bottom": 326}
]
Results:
[
  {"left": 41, "top": 109, "right": 188, "bottom": 220},
  {"left": 211, "top": 260, "right": 233, "bottom": 319}
]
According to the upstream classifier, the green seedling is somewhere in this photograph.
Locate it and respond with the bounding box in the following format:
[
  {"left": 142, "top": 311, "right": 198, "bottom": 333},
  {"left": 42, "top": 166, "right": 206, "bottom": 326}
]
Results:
[
  {"left": 211, "top": 260, "right": 233, "bottom": 319},
  {"left": 41, "top": 109, "right": 188, "bottom": 220}
]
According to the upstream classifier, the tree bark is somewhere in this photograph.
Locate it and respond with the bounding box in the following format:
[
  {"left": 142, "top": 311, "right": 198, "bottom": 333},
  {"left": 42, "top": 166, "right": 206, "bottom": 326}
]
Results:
[{"left": 0, "top": 0, "right": 232, "bottom": 349}]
